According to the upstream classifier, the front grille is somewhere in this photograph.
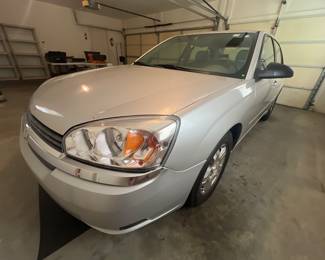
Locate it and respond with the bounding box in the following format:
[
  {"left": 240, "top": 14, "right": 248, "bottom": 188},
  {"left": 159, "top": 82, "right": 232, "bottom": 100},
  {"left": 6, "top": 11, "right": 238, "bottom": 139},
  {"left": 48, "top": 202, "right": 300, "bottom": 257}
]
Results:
[
  {"left": 26, "top": 112, "right": 63, "bottom": 152},
  {"left": 28, "top": 143, "right": 56, "bottom": 170}
]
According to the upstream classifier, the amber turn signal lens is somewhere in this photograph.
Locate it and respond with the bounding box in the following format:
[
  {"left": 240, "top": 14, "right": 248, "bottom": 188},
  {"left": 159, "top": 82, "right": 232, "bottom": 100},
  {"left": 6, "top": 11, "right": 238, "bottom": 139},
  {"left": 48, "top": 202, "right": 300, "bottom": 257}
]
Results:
[{"left": 124, "top": 131, "right": 144, "bottom": 156}]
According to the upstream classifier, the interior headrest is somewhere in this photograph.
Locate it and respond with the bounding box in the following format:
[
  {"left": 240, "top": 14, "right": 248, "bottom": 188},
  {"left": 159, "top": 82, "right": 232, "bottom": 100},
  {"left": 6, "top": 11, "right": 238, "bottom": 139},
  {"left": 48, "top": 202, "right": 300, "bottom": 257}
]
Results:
[{"left": 195, "top": 51, "right": 209, "bottom": 63}]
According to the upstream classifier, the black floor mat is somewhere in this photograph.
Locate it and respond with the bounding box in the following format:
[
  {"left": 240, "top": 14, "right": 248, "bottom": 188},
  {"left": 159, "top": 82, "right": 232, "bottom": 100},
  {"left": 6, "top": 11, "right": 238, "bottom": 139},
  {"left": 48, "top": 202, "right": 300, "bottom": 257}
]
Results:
[{"left": 38, "top": 186, "right": 90, "bottom": 260}]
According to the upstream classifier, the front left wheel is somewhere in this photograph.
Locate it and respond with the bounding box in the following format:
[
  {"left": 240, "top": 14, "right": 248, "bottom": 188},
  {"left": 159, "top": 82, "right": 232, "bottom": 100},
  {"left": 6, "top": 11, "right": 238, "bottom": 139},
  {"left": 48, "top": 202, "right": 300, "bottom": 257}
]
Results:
[{"left": 186, "top": 132, "right": 233, "bottom": 207}]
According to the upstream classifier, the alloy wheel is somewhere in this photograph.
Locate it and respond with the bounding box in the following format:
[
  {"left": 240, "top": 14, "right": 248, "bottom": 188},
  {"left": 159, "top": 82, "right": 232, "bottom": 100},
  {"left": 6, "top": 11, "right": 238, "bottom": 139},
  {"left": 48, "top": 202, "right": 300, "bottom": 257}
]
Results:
[{"left": 200, "top": 144, "right": 227, "bottom": 195}]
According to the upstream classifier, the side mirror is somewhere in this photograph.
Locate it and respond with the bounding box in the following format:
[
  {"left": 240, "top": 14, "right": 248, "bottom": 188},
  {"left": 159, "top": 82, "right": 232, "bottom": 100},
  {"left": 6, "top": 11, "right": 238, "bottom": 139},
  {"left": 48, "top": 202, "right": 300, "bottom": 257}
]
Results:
[{"left": 255, "top": 62, "right": 294, "bottom": 79}]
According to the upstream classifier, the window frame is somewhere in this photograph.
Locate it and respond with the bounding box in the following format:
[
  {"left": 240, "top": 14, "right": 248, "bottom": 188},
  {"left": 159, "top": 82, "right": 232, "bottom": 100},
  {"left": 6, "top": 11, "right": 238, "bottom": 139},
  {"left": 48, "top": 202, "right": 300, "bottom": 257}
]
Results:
[
  {"left": 272, "top": 38, "right": 283, "bottom": 64},
  {"left": 257, "top": 34, "right": 276, "bottom": 71}
]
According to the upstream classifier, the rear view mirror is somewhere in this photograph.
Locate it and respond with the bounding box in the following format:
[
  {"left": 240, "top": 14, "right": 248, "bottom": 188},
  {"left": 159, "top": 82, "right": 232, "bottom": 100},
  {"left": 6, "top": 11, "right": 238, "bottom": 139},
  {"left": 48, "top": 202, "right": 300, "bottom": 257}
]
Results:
[{"left": 255, "top": 62, "right": 294, "bottom": 79}]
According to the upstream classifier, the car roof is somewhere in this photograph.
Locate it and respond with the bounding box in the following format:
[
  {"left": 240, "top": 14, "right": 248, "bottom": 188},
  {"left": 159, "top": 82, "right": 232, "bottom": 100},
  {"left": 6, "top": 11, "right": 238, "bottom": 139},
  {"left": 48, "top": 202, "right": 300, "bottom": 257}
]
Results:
[
  {"left": 178, "top": 30, "right": 276, "bottom": 41},
  {"left": 181, "top": 30, "right": 260, "bottom": 36}
]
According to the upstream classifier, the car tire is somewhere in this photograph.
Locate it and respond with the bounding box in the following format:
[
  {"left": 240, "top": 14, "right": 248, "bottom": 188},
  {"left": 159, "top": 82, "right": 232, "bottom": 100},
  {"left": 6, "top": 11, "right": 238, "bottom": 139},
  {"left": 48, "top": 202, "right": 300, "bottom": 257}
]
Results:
[
  {"left": 260, "top": 99, "right": 277, "bottom": 121},
  {"left": 186, "top": 132, "right": 233, "bottom": 207}
]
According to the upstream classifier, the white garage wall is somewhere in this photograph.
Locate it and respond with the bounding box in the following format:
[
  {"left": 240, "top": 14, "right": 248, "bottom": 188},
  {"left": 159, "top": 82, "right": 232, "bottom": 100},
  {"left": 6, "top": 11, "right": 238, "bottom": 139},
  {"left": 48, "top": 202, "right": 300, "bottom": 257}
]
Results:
[
  {"left": 89, "top": 28, "right": 124, "bottom": 65},
  {"left": 0, "top": 0, "right": 123, "bottom": 59},
  {"left": 123, "top": 0, "right": 228, "bottom": 34},
  {"left": 124, "top": 8, "right": 214, "bottom": 34},
  {"left": 74, "top": 10, "right": 122, "bottom": 31}
]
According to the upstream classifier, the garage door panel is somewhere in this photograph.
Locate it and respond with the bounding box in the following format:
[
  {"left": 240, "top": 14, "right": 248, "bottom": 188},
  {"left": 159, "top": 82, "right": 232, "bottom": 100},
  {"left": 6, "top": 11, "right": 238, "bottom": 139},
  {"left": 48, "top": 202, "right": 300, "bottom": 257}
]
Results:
[
  {"left": 314, "top": 81, "right": 325, "bottom": 113},
  {"left": 230, "top": 0, "right": 279, "bottom": 20},
  {"left": 277, "top": 17, "right": 325, "bottom": 41},
  {"left": 184, "top": 28, "right": 213, "bottom": 34},
  {"left": 126, "top": 45, "right": 141, "bottom": 56},
  {"left": 284, "top": 67, "right": 321, "bottom": 90},
  {"left": 160, "top": 31, "right": 182, "bottom": 42},
  {"left": 285, "top": 0, "right": 325, "bottom": 13},
  {"left": 142, "top": 33, "right": 158, "bottom": 45},
  {"left": 277, "top": 88, "right": 310, "bottom": 108},
  {"left": 126, "top": 35, "right": 140, "bottom": 45},
  {"left": 230, "top": 22, "right": 273, "bottom": 33},
  {"left": 142, "top": 44, "right": 155, "bottom": 53},
  {"left": 281, "top": 44, "right": 325, "bottom": 66},
  {"left": 273, "top": 8, "right": 325, "bottom": 112}
]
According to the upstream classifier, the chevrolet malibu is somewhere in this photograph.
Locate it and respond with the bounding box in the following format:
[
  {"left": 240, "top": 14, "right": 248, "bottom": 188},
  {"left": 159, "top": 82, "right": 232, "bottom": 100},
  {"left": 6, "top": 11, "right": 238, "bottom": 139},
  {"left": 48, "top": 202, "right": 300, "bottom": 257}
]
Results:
[{"left": 20, "top": 31, "right": 293, "bottom": 234}]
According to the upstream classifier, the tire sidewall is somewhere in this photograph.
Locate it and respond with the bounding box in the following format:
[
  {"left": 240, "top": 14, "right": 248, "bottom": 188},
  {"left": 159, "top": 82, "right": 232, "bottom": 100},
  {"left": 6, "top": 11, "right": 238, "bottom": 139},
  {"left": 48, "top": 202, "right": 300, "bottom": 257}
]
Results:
[
  {"left": 186, "top": 132, "right": 233, "bottom": 207},
  {"left": 261, "top": 98, "right": 276, "bottom": 121}
]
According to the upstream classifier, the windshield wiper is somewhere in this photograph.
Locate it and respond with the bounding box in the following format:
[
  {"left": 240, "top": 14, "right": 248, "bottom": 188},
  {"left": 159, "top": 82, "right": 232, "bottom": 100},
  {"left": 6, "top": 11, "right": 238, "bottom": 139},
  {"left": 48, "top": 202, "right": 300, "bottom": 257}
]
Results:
[
  {"left": 133, "top": 61, "right": 152, "bottom": 67},
  {"left": 152, "top": 64, "right": 191, "bottom": 71},
  {"left": 134, "top": 62, "right": 192, "bottom": 72}
]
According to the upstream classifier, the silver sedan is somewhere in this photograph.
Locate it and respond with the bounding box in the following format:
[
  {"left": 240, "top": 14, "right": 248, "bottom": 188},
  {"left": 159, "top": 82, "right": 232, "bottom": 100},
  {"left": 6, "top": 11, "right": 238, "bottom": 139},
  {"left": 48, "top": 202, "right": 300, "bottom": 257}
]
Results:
[{"left": 20, "top": 31, "right": 293, "bottom": 234}]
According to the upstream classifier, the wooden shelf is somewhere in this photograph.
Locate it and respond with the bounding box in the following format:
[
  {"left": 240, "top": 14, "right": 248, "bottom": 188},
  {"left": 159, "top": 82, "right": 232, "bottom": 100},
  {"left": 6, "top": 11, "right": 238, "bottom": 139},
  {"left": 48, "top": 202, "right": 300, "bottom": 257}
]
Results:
[
  {"left": 0, "top": 51, "right": 8, "bottom": 55},
  {"left": 0, "top": 65, "right": 14, "bottom": 69}
]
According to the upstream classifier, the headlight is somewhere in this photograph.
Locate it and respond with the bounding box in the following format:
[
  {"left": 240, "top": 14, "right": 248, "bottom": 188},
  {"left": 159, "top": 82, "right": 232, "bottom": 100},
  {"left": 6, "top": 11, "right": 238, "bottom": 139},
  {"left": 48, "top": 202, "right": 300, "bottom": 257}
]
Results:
[{"left": 64, "top": 116, "right": 179, "bottom": 171}]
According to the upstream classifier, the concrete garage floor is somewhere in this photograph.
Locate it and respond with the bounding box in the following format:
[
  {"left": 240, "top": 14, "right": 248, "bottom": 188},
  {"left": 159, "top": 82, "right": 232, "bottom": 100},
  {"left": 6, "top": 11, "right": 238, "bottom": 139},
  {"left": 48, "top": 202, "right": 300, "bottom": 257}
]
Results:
[{"left": 0, "top": 82, "right": 325, "bottom": 260}]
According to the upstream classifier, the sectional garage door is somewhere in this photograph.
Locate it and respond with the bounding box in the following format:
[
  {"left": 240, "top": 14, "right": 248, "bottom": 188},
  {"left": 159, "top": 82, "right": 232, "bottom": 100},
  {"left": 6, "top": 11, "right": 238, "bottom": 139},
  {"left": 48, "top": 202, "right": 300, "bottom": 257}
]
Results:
[
  {"left": 276, "top": 17, "right": 325, "bottom": 111},
  {"left": 125, "top": 28, "right": 214, "bottom": 64},
  {"left": 229, "top": 3, "right": 325, "bottom": 112},
  {"left": 126, "top": 33, "right": 158, "bottom": 64}
]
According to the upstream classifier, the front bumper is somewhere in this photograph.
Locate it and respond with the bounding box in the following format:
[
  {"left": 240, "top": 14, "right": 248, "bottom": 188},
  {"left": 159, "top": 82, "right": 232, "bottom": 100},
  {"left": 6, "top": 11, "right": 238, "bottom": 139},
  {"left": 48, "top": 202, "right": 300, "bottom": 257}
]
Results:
[{"left": 19, "top": 115, "right": 203, "bottom": 234}]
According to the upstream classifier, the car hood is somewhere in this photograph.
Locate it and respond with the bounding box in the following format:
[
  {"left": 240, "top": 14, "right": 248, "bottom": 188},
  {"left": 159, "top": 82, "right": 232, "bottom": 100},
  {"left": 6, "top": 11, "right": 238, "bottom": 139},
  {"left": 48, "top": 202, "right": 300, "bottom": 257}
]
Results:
[{"left": 30, "top": 65, "right": 241, "bottom": 134}]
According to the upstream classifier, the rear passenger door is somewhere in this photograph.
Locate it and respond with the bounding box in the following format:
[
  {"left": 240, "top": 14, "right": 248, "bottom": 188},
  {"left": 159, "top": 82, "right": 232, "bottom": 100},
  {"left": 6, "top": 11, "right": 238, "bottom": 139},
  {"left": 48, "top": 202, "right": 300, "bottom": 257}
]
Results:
[{"left": 254, "top": 35, "right": 276, "bottom": 119}]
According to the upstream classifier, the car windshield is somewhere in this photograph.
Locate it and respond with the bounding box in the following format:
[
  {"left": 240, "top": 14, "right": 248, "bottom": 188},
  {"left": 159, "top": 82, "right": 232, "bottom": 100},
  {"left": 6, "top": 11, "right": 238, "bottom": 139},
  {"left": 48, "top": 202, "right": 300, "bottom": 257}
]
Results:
[{"left": 135, "top": 32, "right": 258, "bottom": 79}]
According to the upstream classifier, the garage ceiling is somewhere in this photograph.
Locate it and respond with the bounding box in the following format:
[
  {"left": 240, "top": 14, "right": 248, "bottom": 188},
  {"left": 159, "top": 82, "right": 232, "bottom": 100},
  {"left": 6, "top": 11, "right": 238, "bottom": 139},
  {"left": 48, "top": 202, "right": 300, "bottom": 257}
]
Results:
[{"left": 38, "top": 0, "right": 181, "bottom": 18}]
